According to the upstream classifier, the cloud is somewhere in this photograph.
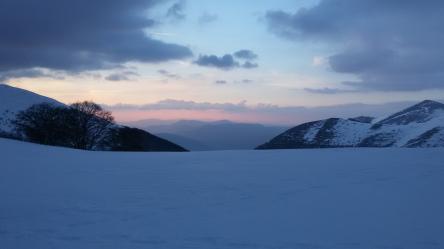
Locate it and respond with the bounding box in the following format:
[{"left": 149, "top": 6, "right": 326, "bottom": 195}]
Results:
[
  {"left": 105, "top": 71, "right": 139, "bottom": 82},
  {"left": 105, "top": 99, "right": 423, "bottom": 125},
  {"left": 158, "top": 69, "right": 180, "bottom": 79},
  {"left": 107, "top": 99, "right": 249, "bottom": 112},
  {"left": 242, "top": 61, "right": 258, "bottom": 69},
  {"left": 0, "top": 0, "right": 192, "bottom": 78},
  {"left": 166, "top": 0, "right": 186, "bottom": 21},
  {"left": 234, "top": 50, "right": 258, "bottom": 60},
  {"left": 194, "top": 54, "right": 239, "bottom": 70},
  {"left": 303, "top": 87, "right": 358, "bottom": 94},
  {"left": 265, "top": 0, "right": 444, "bottom": 91},
  {"left": 0, "top": 68, "right": 65, "bottom": 81},
  {"left": 105, "top": 74, "right": 130, "bottom": 82},
  {"left": 215, "top": 79, "right": 253, "bottom": 85},
  {"left": 194, "top": 50, "right": 259, "bottom": 70},
  {"left": 198, "top": 13, "right": 218, "bottom": 25}
]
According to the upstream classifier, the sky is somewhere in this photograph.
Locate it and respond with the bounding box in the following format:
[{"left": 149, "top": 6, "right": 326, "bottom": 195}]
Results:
[{"left": 1, "top": 0, "right": 444, "bottom": 124}]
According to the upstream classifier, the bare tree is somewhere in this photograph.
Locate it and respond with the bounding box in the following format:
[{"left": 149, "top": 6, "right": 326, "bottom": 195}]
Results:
[
  {"left": 13, "top": 101, "right": 115, "bottom": 150},
  {"left": 69, "top": 101, "right": 115, "bottom": 150},
  {"left": 14, "top": 103, "right": 71, "bottom": 146}
]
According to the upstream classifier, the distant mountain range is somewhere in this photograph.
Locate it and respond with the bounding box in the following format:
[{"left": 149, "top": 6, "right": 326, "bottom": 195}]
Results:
[
  {"left": 0, "top": 84, "right": 186, "bottom": 152},
  {"left": 257, "top": 100, "right": 444, "bottom": 149},
  {"left": 3, "top": 84, "right": 443, "bottom": 151},
  {"left": 125, "top": 119, "right": 288, "bottom": 151}
]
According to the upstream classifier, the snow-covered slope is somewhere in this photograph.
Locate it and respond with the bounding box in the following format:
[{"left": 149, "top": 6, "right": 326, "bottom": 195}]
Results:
[
  {"left": 257, "top": 118, "right": 372, "bottom": 149},
  {"left": 0, "top": 85, "right": 187, "bottom": 151},
  {"left": 258, "top": 100, "right": 444, "bottom": 149},
  {"left": 0, "top": 84, "right": 62, "bottom": 133},
  {"left": 1, "top": 138, "right": 444, "bottom": 249},
  {"left": 360, "top": 100, "right": 444, "bottom": 147}
]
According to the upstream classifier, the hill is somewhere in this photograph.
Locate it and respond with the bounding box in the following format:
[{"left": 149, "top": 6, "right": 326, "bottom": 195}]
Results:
[
  {"left": 0, "top": 84, "right": 62, "bottom": 133},
  {"left": 0, "top": 84, "right": 186, "bottom": 152},
  {"left": 257, "top": 100, "right": 444, "bottom": 149}
]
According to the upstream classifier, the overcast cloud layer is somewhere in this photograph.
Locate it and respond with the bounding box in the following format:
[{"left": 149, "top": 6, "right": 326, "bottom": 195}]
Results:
[
  {"left": 266, "top": 0, "right": 444, "bottom": 91},
  {"left": 0, "top": 0, "right": 192, "bottom": 78}
]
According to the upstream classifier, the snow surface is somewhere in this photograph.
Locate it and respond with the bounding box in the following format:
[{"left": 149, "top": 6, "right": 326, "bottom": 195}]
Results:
[
  {"left": 1, "top": 138, "right": 444, "bottom": 249},
  {"left": 303, "top": 120, "right": 325, "bottom": 142},
  {"left": 369, "top": 109, "right": 444, "bottom": 147},
  {"left": 429, "top": 129, "right": 444, "bottom": 146},
  {"left": 0, "top": 84, "right": 62, "bottom": 133},
  {"left": 329, "top": 119, "right": 370, "bottom": 146},
  {"left": 299, "top": 119, "right": 371, "bottom": 147}
]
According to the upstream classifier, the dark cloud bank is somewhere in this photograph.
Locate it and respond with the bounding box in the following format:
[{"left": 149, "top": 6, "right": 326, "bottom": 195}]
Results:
[
  {"left": 0, "top": 0, "right": 192, "bottom": 80},
  {"left": 266, "top": 0, "right": 444, "bottom": 91},
  {"left": 234, "top": 50, "right": 258, "bottom": 60},
  {"left": 194, "top": 50, "right": 258, "bottom": 70},
  {"left": 105, "top": 71, "right": 139, "bottom": 82}
]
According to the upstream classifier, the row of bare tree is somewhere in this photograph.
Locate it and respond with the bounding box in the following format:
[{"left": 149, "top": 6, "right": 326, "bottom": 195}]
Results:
[{"left": 13, "top": 101, "right": 114, "bottom": 150}]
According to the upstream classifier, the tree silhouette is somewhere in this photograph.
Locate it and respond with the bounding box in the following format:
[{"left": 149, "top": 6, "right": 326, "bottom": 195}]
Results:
[
  {"left": 14, "top": 101, "right": 115, "bottom": 150},
  {"left": 69, "top": 101, "right": 114, "bottom": 150}
]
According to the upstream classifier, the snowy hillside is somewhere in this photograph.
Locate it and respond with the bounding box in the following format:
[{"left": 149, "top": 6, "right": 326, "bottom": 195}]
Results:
[
  {"left": 0, "top": 85, "right": 187, "bottom": 151},
  {"left": 0, "top": 84, "right": 62, "bottom": 133},
  {"left": 361, "top": 100, "right": 444, "bottom": 147},
  {"left": 1, "top": 138, "right": 444, "bottom": 249},
  {"left": 258, "top": 100, "right": 444, "bottom": 149}
]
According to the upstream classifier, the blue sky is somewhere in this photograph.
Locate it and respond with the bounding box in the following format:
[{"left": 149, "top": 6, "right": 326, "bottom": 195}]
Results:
[{"left": 2, "top": 0, "right": 444, "bottom": 123}]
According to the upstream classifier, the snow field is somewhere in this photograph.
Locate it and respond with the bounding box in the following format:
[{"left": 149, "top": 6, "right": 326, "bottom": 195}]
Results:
[{"left": 1, "top": 138, "right": 444, "bottom": 249}]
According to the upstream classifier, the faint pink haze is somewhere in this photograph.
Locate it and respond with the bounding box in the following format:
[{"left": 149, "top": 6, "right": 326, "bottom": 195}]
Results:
[{"left": 111, "top": 109, "right": 302, "bottom": 125}]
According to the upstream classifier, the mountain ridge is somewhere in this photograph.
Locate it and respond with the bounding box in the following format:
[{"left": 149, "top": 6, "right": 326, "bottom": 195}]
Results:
[
  {"left": 128, "top": 119, "right": 288, "bottom": 150},
  {"left": 257, "top": 100, "right": 444, "bottom": 149}
]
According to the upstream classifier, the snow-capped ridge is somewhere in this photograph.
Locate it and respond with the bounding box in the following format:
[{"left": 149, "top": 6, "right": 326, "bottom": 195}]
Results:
[
  {"left": 374, "top": 99, "right": 444, "bottom": 127},
  {"left": 348, "top": 116, "right": 375, "bottom": 123},
  {"left": 257, "top": 117, "right": 371, "bottom": 149},
  {"left": 257, "top": 100, "right": 444, "bottom": 149}
]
